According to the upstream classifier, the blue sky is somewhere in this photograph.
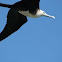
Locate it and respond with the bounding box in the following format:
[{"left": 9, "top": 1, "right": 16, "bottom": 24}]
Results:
[{"left": 0, "top": 0, "right": 62, "bottom": 62}]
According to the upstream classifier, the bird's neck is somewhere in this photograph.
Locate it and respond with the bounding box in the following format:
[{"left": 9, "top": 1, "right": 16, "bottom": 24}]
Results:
[{"left": 36, "top": 9, "right": 43, "bottom": 17}]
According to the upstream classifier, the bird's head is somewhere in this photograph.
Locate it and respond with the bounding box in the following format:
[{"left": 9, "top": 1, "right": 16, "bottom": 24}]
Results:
[{"left": 37, "top": 9, "right": 55, "bottom": 19}]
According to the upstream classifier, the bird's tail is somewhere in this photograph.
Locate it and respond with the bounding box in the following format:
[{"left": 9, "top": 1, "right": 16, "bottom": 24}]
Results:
[{"left": 0, "top": 3, "right": 13, "bottom": 8}]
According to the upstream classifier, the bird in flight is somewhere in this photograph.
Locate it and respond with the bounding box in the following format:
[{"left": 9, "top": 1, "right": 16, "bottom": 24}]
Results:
[{"left": 0, "top": 0, "right": 55, "bottom": 41}]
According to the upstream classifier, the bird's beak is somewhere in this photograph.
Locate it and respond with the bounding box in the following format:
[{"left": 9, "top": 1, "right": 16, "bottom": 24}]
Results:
[{"left": 44, "top": 13, "right": 55, "bottom": 19}]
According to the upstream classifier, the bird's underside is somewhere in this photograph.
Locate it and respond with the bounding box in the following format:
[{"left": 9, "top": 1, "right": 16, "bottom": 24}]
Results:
[{"left": 0, "top": 0, "right": 40, "bottom": 41}]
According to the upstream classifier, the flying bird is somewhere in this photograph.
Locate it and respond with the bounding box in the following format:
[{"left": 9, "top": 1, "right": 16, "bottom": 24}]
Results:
[{"left": 0, "top": 0, "right": 55, "bottom": 41}]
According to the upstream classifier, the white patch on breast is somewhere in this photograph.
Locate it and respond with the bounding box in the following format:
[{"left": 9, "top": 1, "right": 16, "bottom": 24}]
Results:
[{"left": 18, "top": 10, "right": 40, "bottom": 18}]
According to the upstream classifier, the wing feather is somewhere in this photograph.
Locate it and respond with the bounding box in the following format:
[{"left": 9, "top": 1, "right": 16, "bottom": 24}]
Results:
[
  {"left": 21, "top": 0, "right": 40, "bottom": 9},
  {"left": 0, "top": 8, "right": 27, "bottom": 41}
]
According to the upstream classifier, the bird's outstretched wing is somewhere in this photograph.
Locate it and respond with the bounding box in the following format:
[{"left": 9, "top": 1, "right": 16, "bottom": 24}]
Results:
[
  {"left": 21, "top": 0, "right": 40, "bottom": 9},
  {"left": 22, "top": 0, "right": 40, "bottom": 2},
  {"left": 0, "top": 8, "right": 27, "bottom": 41}
]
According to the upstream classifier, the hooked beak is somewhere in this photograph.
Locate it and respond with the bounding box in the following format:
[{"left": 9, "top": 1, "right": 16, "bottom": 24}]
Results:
[{"left": 43, "top": 13, "right": 55, "bottom": 19}]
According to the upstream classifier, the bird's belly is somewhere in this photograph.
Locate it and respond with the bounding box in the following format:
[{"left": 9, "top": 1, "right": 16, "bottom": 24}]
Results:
[{"left": 18, "top": 10, "right": 39, "bottom": 18}]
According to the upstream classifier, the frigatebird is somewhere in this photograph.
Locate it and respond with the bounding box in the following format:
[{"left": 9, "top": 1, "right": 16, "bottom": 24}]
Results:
[{"left": 0, "top": 0, "right": 55, "bottom": 41}]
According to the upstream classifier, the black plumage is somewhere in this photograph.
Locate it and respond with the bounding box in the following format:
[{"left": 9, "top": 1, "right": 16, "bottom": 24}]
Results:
[{"left": 0, "top": 0, "right": 40, "bottom": 41}]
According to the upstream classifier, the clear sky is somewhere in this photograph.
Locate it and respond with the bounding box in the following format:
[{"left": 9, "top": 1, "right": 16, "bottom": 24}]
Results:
[{"left": 0, "top": 0, "right": 62, "bottom": 62}]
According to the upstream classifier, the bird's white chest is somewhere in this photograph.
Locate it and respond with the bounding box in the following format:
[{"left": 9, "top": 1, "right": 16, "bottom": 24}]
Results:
[{"left": 18, "top": 10, "right": 41, "bottom": 18}]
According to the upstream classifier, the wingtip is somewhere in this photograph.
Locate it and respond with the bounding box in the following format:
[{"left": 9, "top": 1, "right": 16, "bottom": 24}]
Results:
[
  {"left": 0, "top": 33, "right": 5, "bottom": 42},
  {"left": 0, "top": 38, "right": 3, "bottom": 42},
  {"left": 0, "top": 37, "right": 3, "bottom": 42}
]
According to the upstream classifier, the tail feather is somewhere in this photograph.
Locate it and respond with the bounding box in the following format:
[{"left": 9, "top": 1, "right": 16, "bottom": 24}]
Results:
[{"left": 0, "top": 3, "right": 13, "bottom": 8}]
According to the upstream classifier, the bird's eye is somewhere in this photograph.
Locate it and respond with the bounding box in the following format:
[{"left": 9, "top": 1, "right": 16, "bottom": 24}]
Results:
[{"left": 43, "top": 12, "right": 45, "bottom": 13}]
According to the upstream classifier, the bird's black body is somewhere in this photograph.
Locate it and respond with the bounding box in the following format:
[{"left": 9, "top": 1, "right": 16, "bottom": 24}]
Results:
[{"left": 0, "top": 0, "right": 40, "bottom": 41}]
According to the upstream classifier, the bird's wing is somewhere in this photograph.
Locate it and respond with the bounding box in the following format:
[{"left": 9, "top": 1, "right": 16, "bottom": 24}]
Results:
[
  {"left": 0, "top": 8, "right": 27, "bottom": 41},
  {"left": 22, "top": 0, "right": 40, "bottom": 2},
  {"left": 21, "top": 0, "right": 40, "bottom": 9}
]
